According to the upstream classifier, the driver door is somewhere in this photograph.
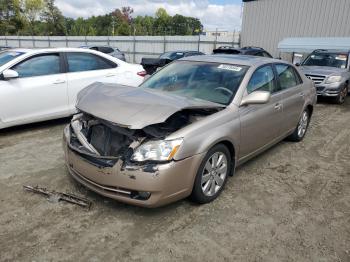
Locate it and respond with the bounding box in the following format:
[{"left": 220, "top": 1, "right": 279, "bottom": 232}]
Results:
[
  {"left": 0, "top": 53, "right": 68, "bottom": 125},
  {"left": 239, "top": 64, "right": 284, "bottom": 159}
]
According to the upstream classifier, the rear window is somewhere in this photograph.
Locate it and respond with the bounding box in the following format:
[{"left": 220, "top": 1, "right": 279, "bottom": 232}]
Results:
[
  {"left": 159, "top": 52, "right": 185, "bottom": 60},
  {"left": 98, "top": 46, "right": 114, "bottom": 54}
]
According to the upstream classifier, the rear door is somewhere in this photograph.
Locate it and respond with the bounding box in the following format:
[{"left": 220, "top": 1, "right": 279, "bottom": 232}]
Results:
[
  {"left": 0, "top": 52, "right": 68, "bottom": 124},
  {"left": 239, "top": 64, "right": 284, "bottom": 158},
  {"left": 64, "top": 52, "right": 119, "bottom": 113},
  {"left": 274, "top": 63, "right": 305, "bottom": 133}
]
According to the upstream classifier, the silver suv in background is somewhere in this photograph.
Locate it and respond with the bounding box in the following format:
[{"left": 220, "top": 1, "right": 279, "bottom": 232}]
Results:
[
  {"left": 80, "top": 45, "right": 126, "bottom": 61},
  {"left": 299, "top": 49, "right": 350, "bottom": 104}
]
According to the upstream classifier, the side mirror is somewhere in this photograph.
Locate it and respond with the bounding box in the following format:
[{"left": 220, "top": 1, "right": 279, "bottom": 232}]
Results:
[
  {"left": 240, "top": 91, "right": 271, "bottom": 106},
  {"left": 3, "top": 69, "right": 19, "bottom": 80},
  {"left": 295, "top": 63, "right": 300, "bottom": 66}
]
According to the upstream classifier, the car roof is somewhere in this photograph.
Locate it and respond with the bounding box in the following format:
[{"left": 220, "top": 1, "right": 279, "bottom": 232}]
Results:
[
  {"left": 80, "top": 45, "right": 113, "bottom": 48},
  {"left": 180, "top": 54, "right": 282, "bottom": 66},
  {"left": 313, "top": 49, "right": 350, "bottom": 53},
  {"left": 7, "top": 47, "right": 106, "bottom": 53},
  {"left": 164, "top": 50, "right": 201, "bottom": 54}
]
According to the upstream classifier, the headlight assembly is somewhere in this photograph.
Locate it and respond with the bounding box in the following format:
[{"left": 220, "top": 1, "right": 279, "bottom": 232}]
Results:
[
  {"left": 131, "top": 138, "right": 183, "bottom": 162},
  {"left": 325, "top": 75, "right": 342, "bottom": 84}
]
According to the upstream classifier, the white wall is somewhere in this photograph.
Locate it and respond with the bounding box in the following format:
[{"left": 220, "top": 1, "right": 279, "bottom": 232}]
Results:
[{"left": 0, "top": 35, "right": 240, "bottom": 63}]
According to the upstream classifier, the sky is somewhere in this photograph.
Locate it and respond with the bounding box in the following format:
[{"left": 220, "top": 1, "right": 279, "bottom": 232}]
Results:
[{"left": 55, "top": 0, "right": 244, "bottom": 31}]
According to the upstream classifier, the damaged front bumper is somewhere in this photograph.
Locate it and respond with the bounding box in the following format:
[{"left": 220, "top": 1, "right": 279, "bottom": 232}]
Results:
[{"left": 63, "top": 124, "right": 204, "bottom": 208}]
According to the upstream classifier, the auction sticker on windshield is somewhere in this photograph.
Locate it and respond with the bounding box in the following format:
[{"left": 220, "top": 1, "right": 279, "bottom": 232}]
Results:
[{"left": 218, "top": 64, "right": 242, "bottom": 71}]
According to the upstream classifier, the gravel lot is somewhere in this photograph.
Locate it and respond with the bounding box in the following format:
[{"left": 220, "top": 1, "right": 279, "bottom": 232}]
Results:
[{"left": 0, "top": 99, "right": 349, "bottom": 262}]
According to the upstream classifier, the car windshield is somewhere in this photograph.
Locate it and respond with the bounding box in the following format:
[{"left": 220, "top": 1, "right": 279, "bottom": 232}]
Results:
[
  {"left": 302, "top": 52, "right": 348, "bottom": 68},
  {"left": 159, "top": 52, "right": 185, "bottom": 60},
  {"left": 140, "top": 61, "right": 249, "bottom": 105},
  {"left": 0, "top": 51, "right": 25, "bottom": 67}
]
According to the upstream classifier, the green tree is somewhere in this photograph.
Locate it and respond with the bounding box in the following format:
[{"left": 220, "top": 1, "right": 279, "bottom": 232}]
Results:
[
  {"left": 0, "top": 0, "right": 24, "bottom": 35},
  {"left": 154, "top": 8, "right": 170, "bottom": 34},
  {"left": 20, "top": 0, "right": 45, "bottom": 35},
  {"left": 70, "top": 17, "right": 86, "bottom": 35},
  {"left": 41, "top": 0, "right": 65, "bottom": 35},
  {"left": 0, "top": 4, "right": 203, "bottom": 36},
  {"left": 117, "top": 21, "right": 130, "bottom": 36}
]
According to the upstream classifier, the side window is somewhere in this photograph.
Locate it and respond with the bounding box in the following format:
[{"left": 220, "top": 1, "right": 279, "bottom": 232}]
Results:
[
  {"left": 247, "top": 65, "right": 276, "bottom": 94},
  {"left": 99, "top": 46, "right": 114, "bottom": 53},
  {"left": 275, "top": 64, "right": 299, "bottom": 89},
  {"left": 254, "top": 52, "right": 264, "bottom": 57},
  {"left": 11, "top": 53, "right": 60, "bottom": 78},
  {"left": 292, "top": 67, "right": 303, "bottom": 84},
  {"left": 262, "top": 51, "right": 272, "bottom": 58},
  {"left": 185, "top": 52, "right": 200, "bottom": 57},
  {"left": 66, "top": 52, "right": 116, "bottom": 73}
]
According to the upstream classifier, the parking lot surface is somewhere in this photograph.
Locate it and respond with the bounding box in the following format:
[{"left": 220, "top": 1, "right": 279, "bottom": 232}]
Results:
[{"left": 0, "top": 99, "right": 349, "bottom": 262}]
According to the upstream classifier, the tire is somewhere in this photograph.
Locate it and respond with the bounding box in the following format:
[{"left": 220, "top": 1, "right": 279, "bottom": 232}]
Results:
[
  {"left": 288, "top": 108, "right": 310, "bottom": 142},
  {"left": 190, "top": 144, "right": 231, "bottom": 204},
  {"left": 334, "top": 85, "right": 348, "bottom": 104}
]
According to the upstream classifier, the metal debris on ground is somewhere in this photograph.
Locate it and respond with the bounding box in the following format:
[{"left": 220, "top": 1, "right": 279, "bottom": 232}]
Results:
[{"left": 23, "top": 185, "right": 92, "bottom": 209}]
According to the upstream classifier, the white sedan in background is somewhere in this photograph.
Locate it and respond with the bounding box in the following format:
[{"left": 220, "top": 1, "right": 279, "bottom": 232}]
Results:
[{"left": 0, "top": 48, "right": 145, "bottom": 129}]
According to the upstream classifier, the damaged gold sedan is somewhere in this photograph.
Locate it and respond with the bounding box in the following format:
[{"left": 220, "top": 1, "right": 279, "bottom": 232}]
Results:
[{"left": 63, "top": 55, "right": 316, "bottom": 207}]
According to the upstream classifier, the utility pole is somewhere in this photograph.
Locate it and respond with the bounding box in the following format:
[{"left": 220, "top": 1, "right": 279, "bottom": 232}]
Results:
[
  {"left": 111, "top": 20, "right": 116, "bottom": 36},
  {"left": 133, "top": 26, "right": 136, "bottom": 63}
]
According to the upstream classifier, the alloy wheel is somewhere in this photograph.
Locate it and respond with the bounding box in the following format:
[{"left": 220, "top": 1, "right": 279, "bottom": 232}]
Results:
[
  {"left": 297, "top": 111, "right": 309, "bottom": 138},
  {"left": 201, "top": 152, "right": 228, "bottom": 197},
  {"left": 339, "top": 86, "right": 348, "bottom": 103}
]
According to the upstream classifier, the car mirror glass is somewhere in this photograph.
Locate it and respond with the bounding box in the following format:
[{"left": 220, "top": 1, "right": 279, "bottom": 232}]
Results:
[
  {"left": 240, "top": 91, "right": 271, "bottom": 106},
  {"left": 3, "top": 69, "right": 19, "bottom": 80}
]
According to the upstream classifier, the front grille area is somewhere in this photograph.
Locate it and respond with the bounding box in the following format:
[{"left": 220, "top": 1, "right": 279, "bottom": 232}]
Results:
[
  {"left": 316, "top": 86, "right": 325, "bottom": 92},
  {"left": 305, "top": 74, "right": 326, "bottom": 85}
]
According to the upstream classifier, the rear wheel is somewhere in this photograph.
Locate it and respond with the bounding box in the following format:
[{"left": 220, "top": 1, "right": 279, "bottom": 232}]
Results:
[
  {"left": 288, "top": 108, "right": 310, "bottom": 142},
  {"left": 190, "top": 144, "right": 231, "bottom": 204},
  {"left": 334, "top": 85, "right": 348, "bottom": 104}
]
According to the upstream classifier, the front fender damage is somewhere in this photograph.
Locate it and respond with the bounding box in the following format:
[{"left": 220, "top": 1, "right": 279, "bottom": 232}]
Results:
[{"left": 65, "top": 107, "right": 222, "bottom": 174}]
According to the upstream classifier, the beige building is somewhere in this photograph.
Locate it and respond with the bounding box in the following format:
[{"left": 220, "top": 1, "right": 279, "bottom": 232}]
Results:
[{"left": 241, "top": 0, "right": 350, "bottom": 57}]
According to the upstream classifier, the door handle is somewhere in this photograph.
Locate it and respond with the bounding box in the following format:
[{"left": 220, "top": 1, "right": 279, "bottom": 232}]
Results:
[
  {"left": 53, "top": 79, "right": 66, "bottom": 84},
  {"left": 274, "top": 103, "right": 282, "bottom": 111},
  {"left": 299, "top": 92, "right": 305, "bottom": 97}
]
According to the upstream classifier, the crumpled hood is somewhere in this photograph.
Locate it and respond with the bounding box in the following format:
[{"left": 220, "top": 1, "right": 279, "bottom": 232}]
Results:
[
  {"left": 300, "top": 65, "right": 347, "bottom": 76},
  {"left": 76, "top": 82, "right": 224, "bottom": 129}
]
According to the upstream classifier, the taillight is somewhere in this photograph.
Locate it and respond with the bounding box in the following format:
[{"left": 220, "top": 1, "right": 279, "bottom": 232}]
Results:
[{"left": 137, "top": 71, "right": 147, "bottom": 77}]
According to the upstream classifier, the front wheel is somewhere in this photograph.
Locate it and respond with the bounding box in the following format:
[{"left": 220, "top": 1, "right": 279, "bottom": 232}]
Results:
[
  {"left": 190, "top": 144, "right": 231, "bottom": 204},
  {"left": 288, "top": 108, "right": 310, "bottom": 142},
  {"left": 334, "top": 85, "right": 348, "bottom": 104}
]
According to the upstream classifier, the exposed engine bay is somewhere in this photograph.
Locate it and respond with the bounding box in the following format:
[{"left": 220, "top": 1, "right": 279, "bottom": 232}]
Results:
[{"left": 68, "top": 107, "right": 222, "bottom": 166}]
